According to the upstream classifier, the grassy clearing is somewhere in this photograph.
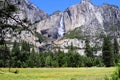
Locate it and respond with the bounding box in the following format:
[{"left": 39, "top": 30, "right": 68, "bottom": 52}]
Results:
[{"left": 0, "top": 67, "right": 115, "bottom": 80}]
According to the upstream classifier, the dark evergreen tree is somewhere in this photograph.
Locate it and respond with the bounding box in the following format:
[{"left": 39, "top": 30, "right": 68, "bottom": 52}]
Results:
[
  {"left": 27, "top": 48, "right": 35, "bottom": 67},
  {"left": 51, "top": 51, "right": 59, "bottom": 67},
  {"left": 114, "top": 38, "right": 119, "bottom": 54},
  {"left": 0, "top": 44, "right": 10, "bottom": 67},
  {"left": 12, "top": 41, "right": 21, "bottom": 67},
  {"left": 113, "top": 37, "right": 119, "bottom": 63},
  {"left": 85, "top": 38, "right": 93, "bottom": 57},
  {"left": 55, "top": 49, "right": 65, "bottom": 67},
  {"left": 12, "top": 41, "right": 19, "bottom": 53},
  {"left": 102, "top": 36, "right": 115, "bottom": 67},
  {"left": 21, "top": 41, "right": 30, "bottom": 53},
  {"left": 20, "top": 41, "right": 31, "bottom": 67},
  {"left": 45, "top": 55, "right": 52, "bottom": 67}
]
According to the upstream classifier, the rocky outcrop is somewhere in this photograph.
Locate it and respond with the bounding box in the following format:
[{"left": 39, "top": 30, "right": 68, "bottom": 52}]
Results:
[
  {"left": 8, "top": 0, "right": 47, "bottom": 24},
  {"left": 5, "top": 0, "right": 47, "bottom": 47},
  {"left": 101, "top": 4, "right": 120, "bottom": 33},
  {"left": 37, "top": 11, "right": 63, "bottom": 39}
]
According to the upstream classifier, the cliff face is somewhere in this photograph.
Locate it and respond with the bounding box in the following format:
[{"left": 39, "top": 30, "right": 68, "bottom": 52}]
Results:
[
  {"left": 8, "top": 0, "right": 47, "bottom": 24},
  {"left": 37, "top": 0, "right": 120, "bottom": 38},
  {"left": 4, "top": 0, "right": 120, "bottom": 54},
  {"left": 8, "top": 0, "right": 120, "bottom": 41},
  {"left": 37, "top": 11, "right": 63, "bottom": 39},
  {"left": 63, "top": 0, "right": 104, "bottom": 36},
  {"left": 101, "top": 4, "right": 120, "bottom": 33},
  {"left": 4, "top": 0, "right": 47, "bottom": 47},
  {"left": 35, "top": 0, "right": 120, "bottom": 54}
]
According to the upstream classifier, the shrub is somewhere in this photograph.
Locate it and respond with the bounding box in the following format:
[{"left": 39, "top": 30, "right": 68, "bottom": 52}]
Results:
[{"left": 105, "top": 61, "right": 120, "bottom": 80}]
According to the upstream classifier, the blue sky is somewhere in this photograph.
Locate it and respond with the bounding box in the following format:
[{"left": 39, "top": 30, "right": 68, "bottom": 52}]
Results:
[{"left": 29, "top": 0, "right": 120, "bottom": 15}]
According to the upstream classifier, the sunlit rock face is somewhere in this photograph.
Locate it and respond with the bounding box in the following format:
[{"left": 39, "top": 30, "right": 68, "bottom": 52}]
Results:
[
  {"left": 37, "top": 11, "right": 65, "bottom": 39},
  {"left": 63, "top": 0, "right": 104, "bottom": 36},
  {"left": 8, "top": 0, "right": 47, "bottom": 24},
  {"left": 35, "top": 0, "right": 120, "bottom": 54},
  {"left": 37, "top": 0, "right": 120, "bottom": 39}
]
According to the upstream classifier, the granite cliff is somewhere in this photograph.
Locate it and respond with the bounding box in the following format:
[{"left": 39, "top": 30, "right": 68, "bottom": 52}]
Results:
[
  {"left": 37, "top": 0, "right": 120, "bottom": 38},
  {"left": 36, "top": 0, "right": 120, "bottom": 54},
  {"left": 4, "top": 0, "right": 120, "bottom": 54}
]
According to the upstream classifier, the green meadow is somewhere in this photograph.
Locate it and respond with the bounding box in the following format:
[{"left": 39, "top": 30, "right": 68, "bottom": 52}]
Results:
[{"left": 0, "top": 67, "right": 115, "bottom": 80}]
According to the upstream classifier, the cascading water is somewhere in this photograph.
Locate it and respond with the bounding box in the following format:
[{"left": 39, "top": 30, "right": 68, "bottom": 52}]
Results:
[{"left": 57, "top": 15, "right": 65, "bottom": 38}]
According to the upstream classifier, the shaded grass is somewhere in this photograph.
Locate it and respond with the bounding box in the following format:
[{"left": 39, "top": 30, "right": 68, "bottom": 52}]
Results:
[{"left": 0, "top": 67, "right": 115, "bottom": 80}]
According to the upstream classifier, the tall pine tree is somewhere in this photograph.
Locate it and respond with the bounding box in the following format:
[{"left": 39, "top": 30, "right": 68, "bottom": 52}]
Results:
[
  {"left": 102, "top": 36, "right": 115, "bottom": 67},
  {"left": 20, "top": 41, "right": 30, "bottom": 67},
  {"left": 113, "top": 37, "right": 119, "bottom": 63},
  {"left": 12, "top": 41, "right": 21, "bottom": 67},
  {"left": 85, "top": 38, "right": 93, "bottom": 57}
]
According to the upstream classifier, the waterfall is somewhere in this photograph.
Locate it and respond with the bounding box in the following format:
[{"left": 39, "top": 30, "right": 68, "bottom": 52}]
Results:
[{"left": 58, "top": 15, "right": 65, "bottom": 38}]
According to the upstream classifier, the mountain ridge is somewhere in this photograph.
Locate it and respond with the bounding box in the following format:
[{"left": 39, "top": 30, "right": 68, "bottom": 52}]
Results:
[
  {"left": 35, "top": 0, "right": 120, "bottom": 54},
  {"left": 4, "top": 0, "right": 120, "bottom": 54},
  {"left": 37, "top": 0, "right": 120, "bottom": 38}
]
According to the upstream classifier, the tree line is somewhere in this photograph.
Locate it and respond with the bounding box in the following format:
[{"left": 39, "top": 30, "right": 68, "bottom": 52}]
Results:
[
  {"left": 0, "top": 41, "right": 103, "bottom": 67},
  {"left": 0, "top": 36, "right": 119, "bottom": 68}
]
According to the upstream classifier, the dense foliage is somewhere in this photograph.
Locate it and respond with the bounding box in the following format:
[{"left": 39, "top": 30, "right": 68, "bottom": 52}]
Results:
[
  {"left": 0, "top": 35, "right": 120, "bottom": 68},
  {"left": 0, "top": 41, "right": 104, "bottom": 68},
  {"left": 85, "top": 38, "right": 93, "bottom": 57},
  {"left": 105, "top": 62, "right": 120, "bottom": 80}
]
